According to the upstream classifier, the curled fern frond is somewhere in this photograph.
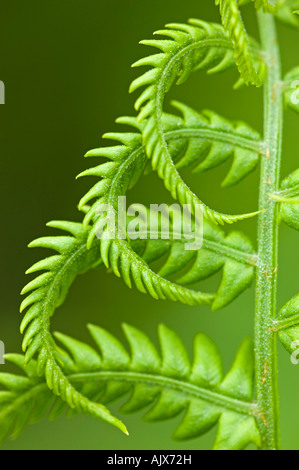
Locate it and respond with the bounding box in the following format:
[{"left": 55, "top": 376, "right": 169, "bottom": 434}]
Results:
[
  {"left": 0, "top": 325, "right": 261, "bottom": 450},
  {"left": 20, "top": 222, "right": 128, "bottom": 435},
  {"left": 78, "top": 129, "right": 213, "bottom": 306},
  {"left": 130, "top": 19, "right": 263, "bottom": 225},
  {"left": 215, "top": 0, "right": 265, "bottom": 87},
  {"left": 21, "top": 212, "right": 229, "bottom": 440},
  {"left": 78, "top": 112, "right": 261, "bottom": 306},
  {"left": 77, "top": 122, "right": 146, "bottom": 245},
  {"left": 98, "top": 236, "right": 214, "bottom": 306},
  {"left": 18, "top": 212, "right": 255, "bottom": 438},
  {"left": 119, "top": 102, "right": 263, "bottom": 186}
]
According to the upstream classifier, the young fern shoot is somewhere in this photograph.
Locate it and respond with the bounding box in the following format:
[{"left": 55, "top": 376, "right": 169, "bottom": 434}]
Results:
[{"left": 1, "top": 0, "right": 299, "bottom": 450}]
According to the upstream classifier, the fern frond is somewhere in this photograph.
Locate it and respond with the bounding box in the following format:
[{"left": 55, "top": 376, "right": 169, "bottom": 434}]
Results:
[
  {"left": 127, "top": 210, "right": 257, "bottom": 310},
  {"left": 78, "top": 112, "right": 261, "bottom": 307},
  {"left": 215, "top": 0, "right": 265, "bottom": 87},
  {"left": 78, "top": 123, "right": 145, "bottom": 243},
  {"left": 19, "top": 211, "right": 256, "bottom": 434},
  {"left": 0, "top": 355, "right": 53, "bottom": 442},
  {"left": 99, "top": 236, "right": 214, "bottom": 306},
  {"left": 0, "top": 325, "right": 261, "bottom": 450},
  {"left": 130, "top": 20, "right": 263, "bottom": 225},
  {"left": 22, "top": 210, "right": 239, "bottom": 442},
  {"left": 78, "top": 112, "right": 258, "bottom": 308},
  {"left": 117, "top": 102, "right": 263, "bottom": 187},
  {"left": 20, "top": 222, "right": 128, "bottom": 434},
  {"left": 78, "top": 119, "right": 217, "bottom": 306}
]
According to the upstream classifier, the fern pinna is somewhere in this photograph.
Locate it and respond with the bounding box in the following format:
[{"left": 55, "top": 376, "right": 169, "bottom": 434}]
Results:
[
  {"left": 1, "top": 0, "right": 299, "bottom": 450},
  {"left": 0, "top": 326, "right": 260, "bottom": 449}
]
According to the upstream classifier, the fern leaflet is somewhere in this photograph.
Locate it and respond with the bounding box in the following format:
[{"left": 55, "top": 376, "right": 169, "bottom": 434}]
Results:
[
  {"left": 78, "top": 123, "right": 213, "bottom": 306},
  {"left": 165, "top": 101, "right": 263, "bottom": 187},
  {"left": 215, "top": 0, "right": 265, "bottom": 87},
  {"left": 130, "top": 19, "right": 263, "bottom": 225},
  {"left": 19, "top": 222, "right": 128, "bottom": 434},
  {"left": 0, "top": 324, "right": 261, "bottom": 450},
  {"left": 79, "top": 114, "right": 258, "bottom": 308},
  {"left": 155, "top": 220, "right": 256, "bottom": 311},
  {"left": 274, "top": 170, "right": 299, "bottom": 231}
]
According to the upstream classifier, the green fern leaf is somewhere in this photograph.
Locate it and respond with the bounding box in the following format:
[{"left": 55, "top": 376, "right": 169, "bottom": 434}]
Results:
[
  {"left": 20, "top": 222, "right": 128, "bottom": 435},
  {"left": 0, "top": 355, "right": 54, "bottom": 442},
  {"left": 19, "top": 204, "right": 258, "bottom": 438},
  {"left": 21, "top": 214, "right": 234, "bottom": 440},
  {"left": 215, "top": 0, "right": 265, "bottom": 87},
  {"left": 78, "top": 113, "right": 258, "bottom": 308},
  {"left": 0, "top": 325, "right": 261, "bottom": 450},
  {"left": 275, "top": 294, "right": 299, "bottom": 355},
  {"left": 274, "top": 170, "right": 299, "bottom": 230},
  {"left": 167, "top": 101, "right": 263, "bottom": 187},
  {"left": 98, "top": 235, "right": 213, "bottom": 306},
  {"left": 78, "top": 120, "right": 217, "bottom": 306},
  {"left": 142, "top": 219, "right": 256, "bottom": 310},
  {"left": 283, "top": 67, "right": 299, "bottom": 114},
  {"left": 130, "top": 20, "right": 263, "bottom": 225},
  {"left": 78, "top": 124, "right": 145, "bottom": 244},
  {"left": 117, "top": 103, "right": 263, "bottom": 187}
]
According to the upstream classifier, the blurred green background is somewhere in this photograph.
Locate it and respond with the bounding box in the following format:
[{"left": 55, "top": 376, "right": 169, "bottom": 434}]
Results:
[{"left": 0, "top": 0, "right": 299, "bottom": 450}]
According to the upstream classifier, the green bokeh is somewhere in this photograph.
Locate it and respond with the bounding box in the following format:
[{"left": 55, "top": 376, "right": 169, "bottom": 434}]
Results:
[{"left": 0, "top": 0, "right": 298, "bottom": 450}]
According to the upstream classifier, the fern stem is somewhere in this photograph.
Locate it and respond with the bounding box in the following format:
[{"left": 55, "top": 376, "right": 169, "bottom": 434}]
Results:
[{"left": 255, "top": 11, "right": 283, "bottom": 450}]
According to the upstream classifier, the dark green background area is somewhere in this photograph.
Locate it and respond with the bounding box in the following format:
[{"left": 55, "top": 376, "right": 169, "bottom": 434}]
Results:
[{"left": 0, "top": 0, "right": 298, "bottom": 450}]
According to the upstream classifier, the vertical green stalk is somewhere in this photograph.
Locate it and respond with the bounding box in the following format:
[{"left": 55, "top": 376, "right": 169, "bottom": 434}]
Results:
[{"left": 255, "top": 11, "right": 283, "bottom": 450}]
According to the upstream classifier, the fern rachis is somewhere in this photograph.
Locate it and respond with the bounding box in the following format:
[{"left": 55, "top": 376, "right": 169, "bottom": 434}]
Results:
[{"left": 2, "top": 0, "right": 299, "bottom": 450}]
